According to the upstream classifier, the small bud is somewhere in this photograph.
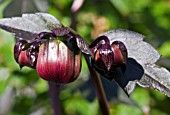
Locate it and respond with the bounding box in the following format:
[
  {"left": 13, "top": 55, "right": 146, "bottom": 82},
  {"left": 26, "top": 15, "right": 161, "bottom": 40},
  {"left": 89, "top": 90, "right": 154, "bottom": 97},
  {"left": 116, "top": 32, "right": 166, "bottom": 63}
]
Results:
[
  {"left": 94, "top": 44, "right": 114, "bottom": 71},
  {"left": 14, "top": 40, "right": 33, "bottom": 68},
  {"left": 14, "top": 39, "right": 28, "bottom": 62},
  {"left": 91, "top": 36, "right": 128, "bottom": 80}
]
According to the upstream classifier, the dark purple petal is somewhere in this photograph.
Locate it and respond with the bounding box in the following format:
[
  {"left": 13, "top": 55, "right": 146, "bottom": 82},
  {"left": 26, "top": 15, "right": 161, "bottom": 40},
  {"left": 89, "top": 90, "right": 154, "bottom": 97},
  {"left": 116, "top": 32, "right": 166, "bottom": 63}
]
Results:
[
  {"left": 75, "top": 35, "right": 92, "bottom": 55},
  {"left": 67, "top": 28, "right": 92, "bottom": 55},
  {"left": 52, "top": 27, "right": 70, "bottom": 37},
  {"left": 90, "top": 36, "right": 110, "bottom": 50},
  {"left": 34, "top": 32, "right": 53, "bottom": 40},
  {"left": 26, "top": 40, "right": 42, "bottom": 67},
  {"left": 111, "top": 41, "right": 127, "bottom": 65},
  {"left": 111, "top": 41, "right": 127, "bottom": 73}
]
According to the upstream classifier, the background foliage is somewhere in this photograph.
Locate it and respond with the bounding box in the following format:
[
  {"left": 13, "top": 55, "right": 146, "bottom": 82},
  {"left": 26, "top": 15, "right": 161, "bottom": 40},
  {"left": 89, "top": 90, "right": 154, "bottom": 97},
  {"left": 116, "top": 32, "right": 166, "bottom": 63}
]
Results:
[{"left": 0, "top": 0, "right": 170, "bottom": 115}]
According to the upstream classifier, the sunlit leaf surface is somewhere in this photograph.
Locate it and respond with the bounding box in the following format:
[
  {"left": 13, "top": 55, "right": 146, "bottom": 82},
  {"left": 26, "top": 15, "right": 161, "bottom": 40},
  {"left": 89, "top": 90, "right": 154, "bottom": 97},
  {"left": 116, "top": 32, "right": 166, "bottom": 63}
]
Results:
[{"left": 0, "top": 13, "right": 62, "bottom": 40}]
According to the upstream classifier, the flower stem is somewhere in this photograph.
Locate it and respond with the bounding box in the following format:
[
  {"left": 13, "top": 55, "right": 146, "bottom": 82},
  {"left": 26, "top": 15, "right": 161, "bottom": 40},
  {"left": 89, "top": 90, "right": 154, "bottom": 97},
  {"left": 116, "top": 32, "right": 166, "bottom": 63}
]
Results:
[
  {"left": 84, "top": 55, "right": 110, "bottom": 115},
  {"left": 48, "top": 82, "right": 62, "bottom": 115},
  {"left": 70, "top": 0, "right": 84, "bottom": 29}
]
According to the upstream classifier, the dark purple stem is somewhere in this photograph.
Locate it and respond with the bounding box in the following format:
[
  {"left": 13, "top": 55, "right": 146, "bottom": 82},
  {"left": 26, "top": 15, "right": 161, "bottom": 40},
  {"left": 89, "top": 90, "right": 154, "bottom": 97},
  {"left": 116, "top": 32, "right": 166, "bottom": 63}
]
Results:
[
  {"left": 70, "top": 11, "right": 76, "bottom": 29},
  {"left": 48, "top": 82, "right": 62, "bottom": 115},
  {"left": 70, "top": 1, "right": 109, "bottom": 114},
  {"left": 84, "top": 55, "right": 110, "bottom": 115},
  {"left": 70, "top": 0, "right": 84, "bottom": 29}
]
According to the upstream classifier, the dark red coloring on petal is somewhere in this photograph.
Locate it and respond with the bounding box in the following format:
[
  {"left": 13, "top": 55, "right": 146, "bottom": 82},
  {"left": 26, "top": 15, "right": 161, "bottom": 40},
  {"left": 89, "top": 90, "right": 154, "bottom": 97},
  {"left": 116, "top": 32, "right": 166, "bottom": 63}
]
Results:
[
  {"left": 90, "top": 36, "right": 128, "bottom": 80},
  {"left": 111, "top": 41, "right": 127, "bottom": 66},
  {"left": 18, "top": 51, "right": 32, "bottom": 68},
  {"left": 14, "top": 39, "right": 28, "bottom": 62},
  {"left": 36, "top": 39, "right": 82, "bottom": 84}
]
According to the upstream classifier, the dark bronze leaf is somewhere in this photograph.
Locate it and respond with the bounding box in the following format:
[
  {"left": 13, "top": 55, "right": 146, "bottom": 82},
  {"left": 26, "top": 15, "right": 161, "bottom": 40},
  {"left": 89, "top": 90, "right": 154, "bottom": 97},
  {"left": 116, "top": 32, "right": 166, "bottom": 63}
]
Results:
[
  {"left": 0, "top": 13, "right": 63, "bottom": 40},
  {"left": 99, "top": 29, "right": 170, "bottom": 97}
]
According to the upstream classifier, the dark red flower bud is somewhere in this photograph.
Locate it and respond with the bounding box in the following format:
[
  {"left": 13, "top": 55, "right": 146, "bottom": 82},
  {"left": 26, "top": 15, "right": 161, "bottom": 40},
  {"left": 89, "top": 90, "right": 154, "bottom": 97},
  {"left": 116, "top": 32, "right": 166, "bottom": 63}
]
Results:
[
  {"left": 36, "top": 39, "right": 82, "bottom": 84},
  {"left": 90, "top": 36, "right": 128, "bottom": 80},
  {"left": 111, "top": 41, "right": 127, "bottom": 66},
  {"left": 94, "top": 44, "right": 114, "bottom": 71},
  {"left": 14, "top": 39, "right": 28, "bottom": 62},
  {"left": 14, "top": 40, "right": 33, "bottom": 68}
]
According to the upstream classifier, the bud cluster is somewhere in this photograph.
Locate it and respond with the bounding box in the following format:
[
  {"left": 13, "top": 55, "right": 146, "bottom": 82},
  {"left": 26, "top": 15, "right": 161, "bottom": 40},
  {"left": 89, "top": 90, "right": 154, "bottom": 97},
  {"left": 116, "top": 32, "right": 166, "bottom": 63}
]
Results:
[
  {"left": 14, "top": 28, "right": 82, "bottom": 84},
  {"left": 90, "top": 36, "right": 127, "bottom": 80},
  {"left": 14, "top": 27, "right": 128, "bottom": 83}
]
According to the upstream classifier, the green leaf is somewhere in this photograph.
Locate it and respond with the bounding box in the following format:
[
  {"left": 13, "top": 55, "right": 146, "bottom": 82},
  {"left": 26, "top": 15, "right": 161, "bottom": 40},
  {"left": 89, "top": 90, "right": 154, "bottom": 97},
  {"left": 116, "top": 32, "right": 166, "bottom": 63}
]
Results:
[
  {"left": 158, "top": 41, "right": 170, "bottom": 58},
  {"left": 0, "top": 81, "right": 8, "bottom": 94},
  {"left": 151, "top": 109, "right": 167, "bottom": 115},
  {"left": 63, "top": 92, "right": 99, "bottom": 115},
  {"left": 0, "top": 67, "right": 10, "bottom": 94},
  {"left": 131, "top": 87, "right": 150, "bottom": 107},
  {"left": 113, "top": 103, "right": 143, "bottom": 115},
  {"left": 34, "top": 78, "right": 48, "bottom": 94},
  {"left": 0, "top": 30, "right": 18, "bottom": 69}
]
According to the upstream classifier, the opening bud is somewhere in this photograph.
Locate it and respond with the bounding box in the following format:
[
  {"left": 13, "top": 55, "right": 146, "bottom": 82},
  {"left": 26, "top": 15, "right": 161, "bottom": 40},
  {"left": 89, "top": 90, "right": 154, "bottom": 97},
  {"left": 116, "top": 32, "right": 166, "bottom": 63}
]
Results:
[{"left": 90, "top": 36, "right": 128, "bottom": 80}]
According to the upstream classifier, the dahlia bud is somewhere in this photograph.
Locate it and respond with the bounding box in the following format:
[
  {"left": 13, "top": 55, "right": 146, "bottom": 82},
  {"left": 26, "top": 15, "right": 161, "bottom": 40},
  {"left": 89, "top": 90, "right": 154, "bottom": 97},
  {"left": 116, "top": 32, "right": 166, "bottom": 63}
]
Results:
[
  {"left": 14, "top": 27, "right": 82, "bottom": 84},
  {"left": 94, "top": 44, "right": 114, "bottom": 71},
  {"left": 14, "top": 40, "right": 32, "bottom": 68},
  {"left": 36, "top": 39, "right": 82, "bottom": 84},
  {"left": 90, "top": 36, "right": 127, "bottom": 80}
]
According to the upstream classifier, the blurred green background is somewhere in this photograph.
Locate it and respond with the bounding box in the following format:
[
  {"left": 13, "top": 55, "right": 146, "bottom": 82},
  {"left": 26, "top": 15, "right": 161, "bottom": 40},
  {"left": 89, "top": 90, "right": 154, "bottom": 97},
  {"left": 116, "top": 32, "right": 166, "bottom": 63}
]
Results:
[{"left": 0, "top": 0, "right": 170, "bottom": 115}]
